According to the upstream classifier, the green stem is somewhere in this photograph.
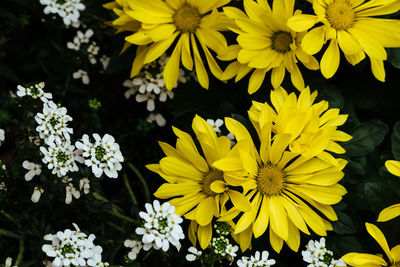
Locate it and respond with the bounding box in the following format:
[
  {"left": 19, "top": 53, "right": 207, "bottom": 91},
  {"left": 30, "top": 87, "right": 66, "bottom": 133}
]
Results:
[
  {"left": 15, "top": 239, "right": 24, "bottom": 265},
  {"left": 106, "top": 210, "right": 139, "bottom": 225},
  {"left": 123, "top": 173, "right": 138, "bottom": 206},
  {"left": 0, "top": 210, "right": 20, "bottom": 226},
  {"left": 128, "top": 162, "right": 151, "bottom": 202},
  {"left": 0, "top": 229, "right": 22, "bottom": 239}
]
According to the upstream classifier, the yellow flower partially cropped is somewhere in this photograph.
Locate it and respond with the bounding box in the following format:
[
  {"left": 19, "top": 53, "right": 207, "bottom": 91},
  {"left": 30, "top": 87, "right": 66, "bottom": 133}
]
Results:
[
  {"left": 221, "top": 0, "right": 319, "bottom": 94},
  {"left": 124, "top": 0, "right": 233, "bottom": 90},
  {"left": 146, "top": 115, "right": 251, "bottom": 249},
  {"left": 287, "top": 0, "right": 400, "bottom": 81},
  {"left": 343, "top": 223, "right": 400, "bottom": 267},
  {"left": 213, "top": 109, "right": 348, "bottom": 252},
  {"left": 377, "top": 160, "right": 400, "bottom": 222},
  {"left": 248, "top": 87, "right": 352, "bottom": 166}
]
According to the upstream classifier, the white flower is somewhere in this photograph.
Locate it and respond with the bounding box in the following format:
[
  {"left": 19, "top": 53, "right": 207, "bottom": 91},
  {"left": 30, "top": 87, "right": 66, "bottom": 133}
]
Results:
[
  {"left": 206, "top": 119, "right": 224, "bottom": 134},
  {"left": 225, "top": 244, "right": 238, "bottom": 258},
  {"left": 73, "top": 69, "right": 90, "bottom": 85},
  {"left": 40, "top": 140, "right": 82, "bottom": 178},
  {"left": 35, "top": 101, "right": 73, "bottom": 145},
  {"left": 0, "top": 182, "right": 6, "bottom": 191},
  {"left": 31, "top": 186, "right": 44, "bottom": 203},
  {"left": 22, "top": 160, "right": 42, "bottom": 181},
  {"left": 4, "top": 257, "right": 17, "bottom": 267},
  {"left": 0, "top": 129, "right": 4, "bottom": 146},
  {"left": 135, "top": 200, "right": 184, "bottom": 252},
  {"left": 226, "top": 132, "right": 236, "bottom": 147},
  {"left": 16, "top": 82, "right": 52, "bottom": 102},
  {"left": 186, "top": 247, "right": 202, "bottom": 262},
  {"left": 302, "top": 238, "right": 345, "bottom": 267},
  {"left": 146, "top": 113, "right": 166, "bottom": 127},
  {"left": 75, "top": 133, "right": 124, "bottom": 178},
  {"left": 136, "top": 92, "right": 156, "bottom": 112},
  {"left": 65, "top": 183, "right": 81, "bottom": 204},
  {"left": 87, "top": 42, "right": 99, "bottom": 55},
  {"left": 77, "top": 29, "right": 93, "bottom": 43},
  {"left": 100, "top": 55, "right": 110, "bottom": 70},
  {"left": 67, "top": 36, "right": 80, "bottom": 50},
  {"left": 237, "top": 251, "right": 276, "bottom": 267},
  {"left": 79, "top": 178, "right": 90, "bottom": 194},
  {"left": 42, "top": 224, "right": 105, "bottom": 267},
  {"left": 124, "top": 239, "right": 143, "bottom": 261}
]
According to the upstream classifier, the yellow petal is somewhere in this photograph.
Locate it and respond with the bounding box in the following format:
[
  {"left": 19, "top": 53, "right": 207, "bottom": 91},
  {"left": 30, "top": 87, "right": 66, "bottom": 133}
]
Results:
[
  {"left": 144, "top": 32, "right": 179, "bottom": 64},
  {"left": 342, "top": 252, "right": 387, "bottom": 266},
  {"left": 337, "top": 30, "right": 363, "bottom": 55},
  {"left": 191, "top": 33, "right": 209, "bottom": 89},
  {"left": 287, "top": 14, "right": 318, "bottom": 32},
  {"left": 196, "top": 197, "right": 215, "bottom": 226},
  {"left": 269, "top": 226, "right": 284, "bottom": 253},
  {"left": 210, "top": 180, "right": 227, "bottom": 194},
  {"left": 365, "top": 222, "right": 393, "bottom": 262},
  {"left": 164, "top": 36, "right": 182, "bottom": 90},
  {"left": 228, "top": 190, "right": 252, "bottom": 212},
  {"left": 378, "top": 203, "right": 400, "bottom": 222},
  {"left": 181, "top": 33, "right": 193, "bottom": 71},
  {"left": 269, "top": 196, "right": 289, "bottom": 241},
  {"left": 188, "top": 220, "right": 198, "bottom": 247},
  {"left": 385, "top": 160, "right": 400, "bottom": 177},
  {"left": 320, "top": 39, "right": 340, "bottom": 79},
  {"left": 253, "top": 196, "right": 270, "bottom": 238},
  {"left": 154, "top": 183, "right": 201, "bottom": 198},
  {"left": 301, "top": 26, "right": 325, "bottom": 55},
  {"left": 198, "top": 223, "right": 213, "bottom": 250},
  {"left": 370, "top": 57, "right": 386, "bottom": 82},
  {"left": 248, "top": 69, "right": 267, "bottom": 95}
]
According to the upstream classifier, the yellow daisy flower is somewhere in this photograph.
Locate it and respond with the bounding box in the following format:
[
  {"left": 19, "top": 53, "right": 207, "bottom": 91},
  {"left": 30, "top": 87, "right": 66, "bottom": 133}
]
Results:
[
  {"left": 377, "top": 160, "right": 400, "bottom": 222},
  {"left": 213, "top": 109, "right": 348, "bottom": 252},
  {"left": 248, "top": 87, "right": 352, "bottom": 166},
  {"left": 342, "top": 223, "right": 400, "bottom": 267},
  {"left": 221, "top": 0, "right": 319, "bottom": 94},
  {"left": 146, "top": 115, "right": 250, "bottom": 249},
  {"left": 287, "top": 0, "right": 400, "bottom": 81},
  {"left": 124, "top": 0, "right": 233, "bottom": 90}
]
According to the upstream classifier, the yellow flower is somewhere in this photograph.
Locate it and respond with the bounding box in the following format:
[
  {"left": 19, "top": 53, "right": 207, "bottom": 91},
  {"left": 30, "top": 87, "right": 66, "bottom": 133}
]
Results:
[
  {"left": 342, "top": 223, "right": 400, "bottom": 267},
  {"left": 213, "top": 106, "right": 348, "bottom": 252},
  {"left": 287, "top": 0, "right": 400, "bottom": 81},
  {"left": 221, "top": 0, "right": 319, "bottom": 94},
  {"left": 124, "top": 0, "right": 233, "bottom": 90},
  {"left": 377, "top": 160, "right": 400, "bottom": 222},
  {"left": 147, "top": 115, "right": 250, "bottom": 249},
  {"left": 248, "top": 87, "right": 352, "bottom": 166}
]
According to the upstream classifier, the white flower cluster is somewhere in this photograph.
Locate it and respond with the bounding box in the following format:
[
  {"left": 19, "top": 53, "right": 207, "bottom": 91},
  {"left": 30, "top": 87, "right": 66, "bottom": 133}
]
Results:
[
  {"left": 35, "top": 101, "right": 73, "bottom": 144},
  {"left": 17, "top": 82, "right": 52, "bottom": 102},
  {"left": 123, "top": 54, "right": 190, "bottom": 127},
  {"left": 67, "top": 29, "right": 100, "bottom": 65},
  {"left": 42, "top": 223, "right": 109, "bottom": 267},
  {"left": 135, "top": 200, "right": 184, "bottom": 252},
  {"left": 0, "top": 128, "right": 4, "bottom": 147},
  {"left": 124, "top": 240, "right": 142, "bottom": 261},
  {"left": 40, "top": 140, "right": 82, "bottom": 178},
  {"left": 75, "top": 134, "right": 123, "bottom": 178},
  {"left": 302, "top": 238, "right": 346, "bottom": 267},
  {"left": 237, "top": 251, "right": 276, "bottom": 267},
  {"left": 39, "top": 0, "right": 85, "bottom": 27}
]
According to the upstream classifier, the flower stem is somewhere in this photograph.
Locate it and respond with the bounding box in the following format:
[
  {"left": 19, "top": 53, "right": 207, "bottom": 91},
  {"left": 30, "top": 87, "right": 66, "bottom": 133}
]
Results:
[
  {"left": 123, "top": 173, "right": 138, "bottom": 206},
  {"left": 128, "top": 162, "right": 151, "bottom": 202}
]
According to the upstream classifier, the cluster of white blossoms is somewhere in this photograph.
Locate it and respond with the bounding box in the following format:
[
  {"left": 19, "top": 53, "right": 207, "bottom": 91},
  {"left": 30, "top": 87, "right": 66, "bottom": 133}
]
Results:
[
  {"left": 40, "top": 140, "right": 82, "bottom": 178},
  {"left": 302, "top": 238, "right": 346, "bottom": 267},
  {"left": 124, "top": 240, "right": 143, "bottom": 261},
  {"left": 39, "top": 0, "right": 85, "bottom": 27},
  {"left": 123, "top": 54, "right": 190, "bottom": 127},
  {"left": 75, "top": 134, "right": 123, "bottom": 178},
  {"left": 237, "top": 251, "right": 276, "bottom": 267},
  {"left": 17, "top": 82, "right": 53, "bottom": 102},
  {"left": 67, "top": 29, "right": 100, "bottom": 65},
  {"left": 0, "top": 128, "right": 4, "bottom": 147},
  {"left": 135, "top": 200, "right": 184, "bottom": 252},
  {"left": 35, "top": 101, "right": 73, "bottom": 145},
  {"left": 42, "top": 223, "right": 109, "bottom": 267}
]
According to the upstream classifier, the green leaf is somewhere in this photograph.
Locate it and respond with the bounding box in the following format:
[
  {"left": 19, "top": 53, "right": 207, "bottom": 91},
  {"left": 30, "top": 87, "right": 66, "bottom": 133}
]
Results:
[
  {"left": 391, "top": 121, "right": 400, "bottom": 160},
  {"left": 333, "top": 211, "right": 357, "bottom": 235},
  {"left": 363, "top": 182, "right": 399, "bottom": 213},
  {"left": 388, "top": 48, "right": 400, "bottom": 70},
  {"left": 343, "top": 120, "right": 389, "bottom": 157}
]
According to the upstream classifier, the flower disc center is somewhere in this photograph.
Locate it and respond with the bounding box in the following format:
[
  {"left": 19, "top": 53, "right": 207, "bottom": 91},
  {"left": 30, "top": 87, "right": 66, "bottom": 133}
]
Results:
[
  {"left": 173, "top": 4, "right": 201, "bottom": 33},
  {"left": 256, "top": 164, "right": 285, "bottom": 196},
  {"left": 202, "top": 169, "right": 224, "bottom": 197},
  {"left": 271, "top": 31, "right": 293, "bottom": 54},
  {"left": 326, "top": 0, "right": 355, "bottom": 31}
]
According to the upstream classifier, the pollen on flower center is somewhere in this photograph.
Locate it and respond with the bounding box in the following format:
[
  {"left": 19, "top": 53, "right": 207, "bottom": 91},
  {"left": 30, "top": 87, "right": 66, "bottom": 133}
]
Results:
[
  {"left": 326, "top": 0, "right": 356, "bottom": 31},
  {"left": 173, "top": 3, "right": 201, "bottom": 33},
  {"left": 256, "top": 164, "right": 285, "bottom": 196},
  {"left": 271, "top": 31, "right": 293, "bottom": 54},
  {"left": 202, "top": 169, "right": 224, "bottom": 197}
]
